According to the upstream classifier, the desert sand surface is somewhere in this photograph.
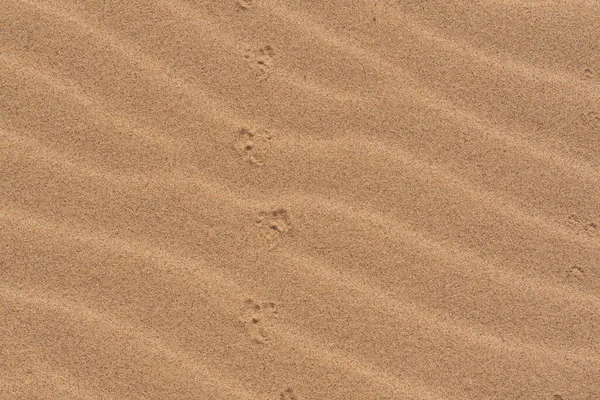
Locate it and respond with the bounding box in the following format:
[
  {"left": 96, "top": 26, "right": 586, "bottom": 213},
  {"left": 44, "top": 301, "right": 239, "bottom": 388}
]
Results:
[{"left": 1, "top": 0, "right": 599, "bottom": 399}]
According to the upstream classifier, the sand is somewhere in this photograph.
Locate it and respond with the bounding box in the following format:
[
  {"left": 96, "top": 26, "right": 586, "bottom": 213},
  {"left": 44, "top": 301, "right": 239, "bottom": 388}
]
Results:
[{"left": 1, "top": 0, "right": 599, "bottom": 399}]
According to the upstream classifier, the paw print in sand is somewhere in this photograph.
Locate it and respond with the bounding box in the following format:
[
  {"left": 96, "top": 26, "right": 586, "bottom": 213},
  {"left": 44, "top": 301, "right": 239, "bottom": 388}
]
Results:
[
  {"left": 581, "top": 111, "right": 600, "bottom": 132},
  {"left": 566, "top": 214, "right": 600, "bottom": 239},
  {"left": 566, "top": 266, "right": 585, "bottom": 281},
  {"left": 236, "top": 0, "right": 255, "bottom": 10},
  {"left": 583, "top": 67, "right": 598, "bottom": 80},
  {"left": 280, "top": 387, "right": 298, "bottom": 400},
  {"left": 234, "top": 126, "right": 274, "bottom": 166},
  {"left": 256, "top": 208, "right": 292, "bottom": 248},
  {"left": 241, "top": 299, "right": 278, "bottom": 344},
  {"left": 581, "top": 111, "right": 600, "bottom": 130},
  {"left": 244, "top": 45, "right": 275, "bottom": 80}
]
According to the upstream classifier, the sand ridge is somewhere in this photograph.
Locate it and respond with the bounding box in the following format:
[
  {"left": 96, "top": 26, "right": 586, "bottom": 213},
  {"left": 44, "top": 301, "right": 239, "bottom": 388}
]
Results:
[{"left": 1, "top": 0, "right": 599, "bottom": 399}]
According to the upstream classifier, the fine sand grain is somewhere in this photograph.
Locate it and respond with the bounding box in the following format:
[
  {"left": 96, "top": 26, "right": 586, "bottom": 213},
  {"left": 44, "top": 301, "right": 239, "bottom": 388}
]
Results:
[{"left": 1, "top": 1, "right": 599, "bottom": 399}]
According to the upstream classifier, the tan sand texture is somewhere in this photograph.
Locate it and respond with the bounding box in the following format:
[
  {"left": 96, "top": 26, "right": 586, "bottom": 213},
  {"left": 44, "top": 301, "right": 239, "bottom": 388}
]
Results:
[{"left": 1, "top": 0, "right": 599, "bottom": 399}]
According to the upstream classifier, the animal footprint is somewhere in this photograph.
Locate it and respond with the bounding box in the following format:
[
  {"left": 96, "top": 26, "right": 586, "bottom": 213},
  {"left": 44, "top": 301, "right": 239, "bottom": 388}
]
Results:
[
  {"left": 280, "top": 387, "right": 299, "bottom": 400},
  {"left": 581, "top": 111, "right": 600, "bottom": 130},
  {"left": 584, "top": 221, "right": 599, "bottom": 236},
  {"left": 242, "top": 299, "right": 278, "bottom": 344},
  {"left": 236, "top": 0, "right": 255, "bottom": 9},
  {"left": 234, "top": 126, "right": 274, "bottom": 166},
  {"left": 567, "top": 214, "right": 600, "bottom": 238},
  {"left": 244, "top": 45, "right": 275, "bottom": 80},
  {"left": 567, "top": 266, "right": 585, "bottom": 280},
  {"left": 567, "top": 214, "right": 580, "bottom": 229},
  {"left": 256, "top": 208, "right": 292, "bottom": 248},
  {"left": 583, "top": 67, "right": 600, "bottom": 81}
]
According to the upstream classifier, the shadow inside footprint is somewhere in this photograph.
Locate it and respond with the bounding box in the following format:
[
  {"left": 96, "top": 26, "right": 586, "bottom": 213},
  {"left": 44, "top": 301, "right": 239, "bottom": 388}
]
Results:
[{"left": 280, "top": 388, "right": 298, "bottom": 400}]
